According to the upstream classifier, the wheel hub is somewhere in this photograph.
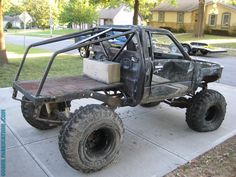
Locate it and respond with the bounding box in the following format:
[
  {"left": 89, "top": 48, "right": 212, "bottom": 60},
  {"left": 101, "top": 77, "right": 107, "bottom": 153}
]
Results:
[{"left": 85, "top": 128, "right": 115, "bottom": 158}]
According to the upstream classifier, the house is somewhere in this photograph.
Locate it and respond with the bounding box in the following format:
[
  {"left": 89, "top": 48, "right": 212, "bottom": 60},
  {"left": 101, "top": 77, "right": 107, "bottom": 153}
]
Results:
[
  {"left": 149, "top": 0, "right": 236, "bottom": 35},
  {"left": 98, "top": 5, "right": 141, "bottom": 25},
  {"left": 3, "top": 15, "right": 22, "bottom": 29}
]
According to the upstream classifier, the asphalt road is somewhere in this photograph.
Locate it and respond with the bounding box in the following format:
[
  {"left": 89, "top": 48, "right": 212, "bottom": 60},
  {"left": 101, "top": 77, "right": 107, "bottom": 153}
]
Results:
[{"left": 5, "top": 34, "right": 236, "bottom": 86}]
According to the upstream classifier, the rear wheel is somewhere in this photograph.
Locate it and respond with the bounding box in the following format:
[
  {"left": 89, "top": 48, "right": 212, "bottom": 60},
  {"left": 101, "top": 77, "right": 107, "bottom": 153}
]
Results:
[
  {"left": 200, "top": 49, "right": 208, "bottom": 55},
  {"left": 21, "top": 97, "right": 71, "bottom": 130},
  {"left": 191, "top": 49, "right": 197, "bottom": 55},
  {"left": 186, "top": 89, "right": 226, "bottom": 132},
  {"left": 182, "top": 44, "right": 191, "bottom": 54},
  {"left": 59, "top": 104, "right": 124, "bottom": 172},
  {"left": 21, "top": 97, "right": 56, "bottom": 130}
]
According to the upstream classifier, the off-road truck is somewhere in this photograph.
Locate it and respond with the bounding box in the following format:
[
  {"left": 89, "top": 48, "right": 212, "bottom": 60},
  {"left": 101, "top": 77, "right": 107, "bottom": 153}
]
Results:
[{"left": 12, "top": 25, "right": 226, "bottom": 173}]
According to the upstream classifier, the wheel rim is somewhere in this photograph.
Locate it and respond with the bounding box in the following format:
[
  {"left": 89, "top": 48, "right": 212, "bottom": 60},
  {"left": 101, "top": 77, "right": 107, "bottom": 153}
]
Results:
[
  {"left": 205, "top": 106, "right": 219, "bottom": 122},
  {"left": 183, "top": 46, "right": 189, "bottom": 53},
  {"left": 80, "top": 47, "right": 86, "bottom": 57},
  {"left": 84, "top": 127, "right": 116, "bottom": 159}
]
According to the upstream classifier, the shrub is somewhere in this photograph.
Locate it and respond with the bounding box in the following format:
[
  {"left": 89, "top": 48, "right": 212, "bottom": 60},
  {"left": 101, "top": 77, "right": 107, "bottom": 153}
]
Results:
[
  {"left": 5, "top": 22, "right": 12, "bottom": 29},
  {"left": 178, "top": 27, "right": 186, "bottom": 33}
]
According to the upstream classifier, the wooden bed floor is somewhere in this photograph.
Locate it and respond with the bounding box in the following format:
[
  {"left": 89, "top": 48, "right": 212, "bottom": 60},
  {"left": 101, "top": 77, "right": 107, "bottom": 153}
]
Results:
[{"left": 14, "top": 75, "right": 123, "bottom": 97}]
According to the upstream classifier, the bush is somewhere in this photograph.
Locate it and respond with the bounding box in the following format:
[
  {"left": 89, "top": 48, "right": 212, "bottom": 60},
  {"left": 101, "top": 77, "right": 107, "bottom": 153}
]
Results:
[
  {"left": 211, "top": 29, "right": 229, "bottom": 36},
  {"left": 178, "top": 27, "right": 186, "bottom": 33},
  {"left": 5, "top": 22, "right": 12, "bottom": 29},
  {"left": 159, "top": 26, "right": 178, "bottom": 33},
  {"left": 204, "top": 25, "right": 211, "bottom": 34},
  {"left": 160, "top": 26, "right": 173, "bottom": 31}
]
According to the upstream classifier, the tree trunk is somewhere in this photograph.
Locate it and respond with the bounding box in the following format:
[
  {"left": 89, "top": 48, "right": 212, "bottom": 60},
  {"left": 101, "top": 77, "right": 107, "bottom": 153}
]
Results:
[
  {"left": 194, "top": 0, "right": 205, "bottom": 37},
  {"left": 133, "top": 0, "right": 139, "bottom": 25},
  {"left": 0, "top": 0, "right": 8, "bottom": 65}
]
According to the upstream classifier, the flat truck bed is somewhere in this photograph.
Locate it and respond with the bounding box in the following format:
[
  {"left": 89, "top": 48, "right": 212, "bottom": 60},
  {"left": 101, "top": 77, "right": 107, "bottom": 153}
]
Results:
[{"left": 13, "top": 75, "right": 123, "bottom": 104}]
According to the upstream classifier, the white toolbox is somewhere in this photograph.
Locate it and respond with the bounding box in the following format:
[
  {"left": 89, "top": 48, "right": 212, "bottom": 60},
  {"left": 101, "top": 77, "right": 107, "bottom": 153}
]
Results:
[{"left": 83, "top": 58, "right": 120, "bottom": 84}]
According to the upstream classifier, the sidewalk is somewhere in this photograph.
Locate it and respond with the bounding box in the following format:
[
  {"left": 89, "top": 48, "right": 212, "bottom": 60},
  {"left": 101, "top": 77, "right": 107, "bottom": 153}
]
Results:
[{"left": 1, "top": 83, "right": 236, "bottom": 177}]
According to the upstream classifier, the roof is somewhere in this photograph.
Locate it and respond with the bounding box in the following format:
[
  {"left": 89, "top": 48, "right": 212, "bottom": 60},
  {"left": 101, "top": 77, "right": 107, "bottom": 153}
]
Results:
[
  {"left": 152, "top": 0, "right": 236, "bottom": 12},
  {"left": 3, "top": 15, "right": 21, "bottom": 22},
  {"left": 215, "top": 1, "right": 236, "bottom": 11},
  {"left": 3, "top": 16, "right": 13, "bottom": 21},
  {"left": 99, "top": 6, "right": 124, "bottom": 19}
]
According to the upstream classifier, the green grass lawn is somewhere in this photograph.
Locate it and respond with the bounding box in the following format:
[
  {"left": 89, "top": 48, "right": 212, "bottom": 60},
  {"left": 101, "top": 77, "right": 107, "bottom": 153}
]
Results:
[
  {"left": 0, "top": 55, "right": 83, "bottom": 88},
  {"left": 212, "top": 42, "right": 236, "bottom": 48},
  {"left": 6, "top": 43, "right": 50, "bottom": 54},
  {"left": 7, "top": 28, "right": 79, "bottom": 37},
  {"left": 1, "top": 42, "right": 83, "bottom": 88}
]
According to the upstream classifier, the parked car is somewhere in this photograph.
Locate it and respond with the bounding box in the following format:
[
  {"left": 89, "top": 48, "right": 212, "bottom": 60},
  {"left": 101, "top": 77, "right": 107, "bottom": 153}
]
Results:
[{"left": 74, "top": 31, "right": 127, "bottom": 57}]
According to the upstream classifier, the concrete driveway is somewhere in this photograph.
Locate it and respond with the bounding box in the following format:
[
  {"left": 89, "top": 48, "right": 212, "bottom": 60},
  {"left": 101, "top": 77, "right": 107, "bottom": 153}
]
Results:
[{"left": 1, "top": 82, "right": 236, "bottom": 177}]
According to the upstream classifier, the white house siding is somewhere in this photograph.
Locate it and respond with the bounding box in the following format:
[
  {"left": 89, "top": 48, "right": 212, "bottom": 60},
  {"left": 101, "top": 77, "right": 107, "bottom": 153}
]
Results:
[
  {"left": 100, "top": 19, "right": 105, "bottom": 25},
  {"left": 3, "top": 21, "right": 8, "bottom": 28},
  {"left": 113, "top": 7, "right": 141, "bottom": 25}
]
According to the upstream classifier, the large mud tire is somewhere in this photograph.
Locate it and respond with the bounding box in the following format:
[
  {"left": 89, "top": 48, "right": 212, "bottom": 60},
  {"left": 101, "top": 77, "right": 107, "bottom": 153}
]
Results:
[
  {"left": 186, "top": 89, "right": 226, "bottom": 132},
  {"left": 21, "top": 97, "right": 56, "bottom": 130},
  {"left": 58, "top": 104, "right": 124, "bottom": 173}
]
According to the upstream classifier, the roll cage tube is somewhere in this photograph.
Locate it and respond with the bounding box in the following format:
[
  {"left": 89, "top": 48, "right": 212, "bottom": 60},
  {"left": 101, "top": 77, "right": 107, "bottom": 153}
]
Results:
[
  {"left": 14, "top": 27, "right": 105, "bottom": 82},
  {"left": 12, "top": 27, "right": 136, "bottom": 98},
  {"left": 35, "top": 29, "right": 136, "bottom": 96}
]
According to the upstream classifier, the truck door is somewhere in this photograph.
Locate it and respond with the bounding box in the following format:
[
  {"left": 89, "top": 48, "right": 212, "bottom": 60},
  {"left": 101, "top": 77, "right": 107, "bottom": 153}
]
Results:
[{"left": 145, "top": 32, "right": 194, "bottom": 102}]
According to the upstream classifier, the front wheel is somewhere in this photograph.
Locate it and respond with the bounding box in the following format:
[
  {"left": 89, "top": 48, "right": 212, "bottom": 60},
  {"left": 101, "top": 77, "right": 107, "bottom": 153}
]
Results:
[
  {"left": 58, "top": 104, "right": 124, "bottom": 173},
  {"left": 186, "top": 89, "right": 226, "bottom": 132}
]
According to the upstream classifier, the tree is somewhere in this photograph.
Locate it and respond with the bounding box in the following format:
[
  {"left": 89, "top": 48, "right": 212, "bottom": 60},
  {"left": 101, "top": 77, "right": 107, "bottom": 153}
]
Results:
[
  {"left": 4, "top": 3, "right": 25, "bottom": 16},
  {"left": 93, "top": 0, "right": 176, "bottom": 25},
  {"left": 132, "top": 0, "right": 177, "bottom": 25},
  {"left": 60, "top": 0, "right": 98, "bottom": 28},
  {"left": 228, "top": 0, "right": 236, "bottom": 6},
  {"left": 0, "top": 0, "right": 9, "bottom": 65},
  {"left": 24, "top": 0, "right": 59, "bottom": 29},
  {"left": 194, "top": 0, "right": 205, "bottom": 37}
]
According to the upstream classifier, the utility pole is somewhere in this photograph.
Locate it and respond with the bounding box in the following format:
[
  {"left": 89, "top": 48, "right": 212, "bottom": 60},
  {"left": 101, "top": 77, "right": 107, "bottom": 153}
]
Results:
[{"left": 49, "top": 0, "right": 53, "bottom": 37}]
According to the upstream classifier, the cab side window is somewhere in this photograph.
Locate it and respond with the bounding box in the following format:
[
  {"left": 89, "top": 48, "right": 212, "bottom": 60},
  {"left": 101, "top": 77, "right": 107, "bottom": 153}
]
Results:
[{"left": 151, "top": 33, "right": 184, "bottom": 60}]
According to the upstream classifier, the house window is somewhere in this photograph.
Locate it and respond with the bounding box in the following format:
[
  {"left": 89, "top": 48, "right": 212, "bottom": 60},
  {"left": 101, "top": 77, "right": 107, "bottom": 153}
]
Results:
[
  {"left": 209, "top": 14, "right": 217, "bottom": 26},
  {"left": 158, "top": 12, "right": 165, "bottom": 22},
  {"left": 177, "top": 12, "right": 184, "bottom": 23},
  {"left": 222, "top": 12, "right": 230, "bottom": 28}
]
